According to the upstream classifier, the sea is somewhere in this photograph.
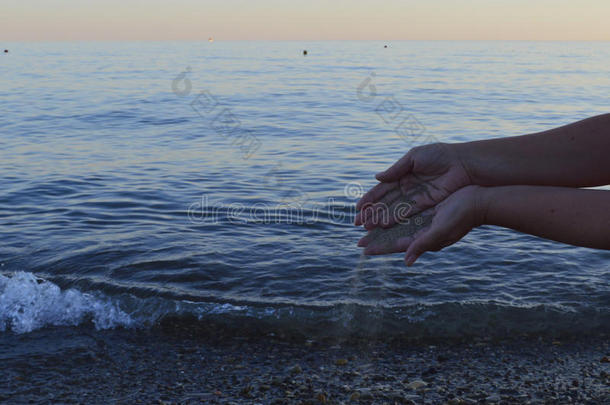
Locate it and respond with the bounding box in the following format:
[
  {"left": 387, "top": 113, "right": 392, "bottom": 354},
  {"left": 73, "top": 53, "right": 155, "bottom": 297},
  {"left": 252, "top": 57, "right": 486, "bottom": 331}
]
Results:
[{"left": 1, "top": 41, "right": 609, "bottom": 341}]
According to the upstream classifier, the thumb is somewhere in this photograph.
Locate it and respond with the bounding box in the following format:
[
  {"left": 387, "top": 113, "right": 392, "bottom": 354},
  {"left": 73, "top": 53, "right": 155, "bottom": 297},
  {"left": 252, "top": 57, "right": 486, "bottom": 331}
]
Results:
[
  {"left": 404, "top": 228, "right": 438, "bottom": 266},
  {"left": 376, "top": 151, "right": 414, "bottom": 182}
]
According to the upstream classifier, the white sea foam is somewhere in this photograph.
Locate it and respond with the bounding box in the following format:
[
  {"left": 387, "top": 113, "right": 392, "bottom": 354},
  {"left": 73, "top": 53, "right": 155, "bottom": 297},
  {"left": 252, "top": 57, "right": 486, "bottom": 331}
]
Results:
[{"left": 0, "top": 272, "right": 133, "bottom": 334}]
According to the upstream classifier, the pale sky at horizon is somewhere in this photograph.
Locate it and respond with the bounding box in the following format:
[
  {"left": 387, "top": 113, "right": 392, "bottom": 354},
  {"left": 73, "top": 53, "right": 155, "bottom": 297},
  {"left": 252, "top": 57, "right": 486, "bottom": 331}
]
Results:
[{"left": 2, "top": 0, "right": 610, "bottom": 41}]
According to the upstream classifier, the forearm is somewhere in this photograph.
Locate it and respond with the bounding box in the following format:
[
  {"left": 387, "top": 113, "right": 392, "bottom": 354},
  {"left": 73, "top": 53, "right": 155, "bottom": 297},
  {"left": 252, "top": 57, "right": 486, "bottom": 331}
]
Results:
[
  {"left": 454, "top": 113, "right": 610, "bottom": 187},
  {"left": 477, "top": 186, "right": 610, "bottom": 250}
]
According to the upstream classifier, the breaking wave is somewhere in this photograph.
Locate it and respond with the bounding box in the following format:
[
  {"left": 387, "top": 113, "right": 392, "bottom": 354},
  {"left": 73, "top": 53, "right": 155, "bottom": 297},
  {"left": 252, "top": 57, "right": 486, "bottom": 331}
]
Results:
[{"left": 0, "top": 272, "right": 132, "bottom": 334}]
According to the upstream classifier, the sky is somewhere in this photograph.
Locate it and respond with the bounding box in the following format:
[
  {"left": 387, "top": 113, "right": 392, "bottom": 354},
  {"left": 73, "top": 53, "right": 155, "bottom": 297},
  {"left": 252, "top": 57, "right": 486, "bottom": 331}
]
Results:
[{"left": 2, "top": 0, "right": 610, "bottom": 41}]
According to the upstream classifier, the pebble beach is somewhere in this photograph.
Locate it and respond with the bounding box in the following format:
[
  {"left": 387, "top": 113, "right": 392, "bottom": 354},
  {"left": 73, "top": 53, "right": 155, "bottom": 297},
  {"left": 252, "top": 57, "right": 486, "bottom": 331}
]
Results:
[{"left": 1, "top": 326, "right": 608, "bottom": 404}]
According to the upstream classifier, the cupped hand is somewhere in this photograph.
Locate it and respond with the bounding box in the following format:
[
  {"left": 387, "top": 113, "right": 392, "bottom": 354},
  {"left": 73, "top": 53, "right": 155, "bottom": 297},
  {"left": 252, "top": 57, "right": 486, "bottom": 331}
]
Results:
[
  {"left": 358, "top": 185, "right": 484, "bottom": 266},
  {"left": 354, "top": 143, "right": 472, "bottom": 230}
]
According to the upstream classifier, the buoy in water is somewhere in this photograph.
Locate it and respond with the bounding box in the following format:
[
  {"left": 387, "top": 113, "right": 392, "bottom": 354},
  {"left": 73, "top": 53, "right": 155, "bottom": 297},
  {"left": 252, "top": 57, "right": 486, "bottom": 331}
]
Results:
[
  {"left": 3, "top": 49, "right": 8, "bottom": 53},
  {"left": 303, "top": 50, "right": 308, "bottom": 56}
]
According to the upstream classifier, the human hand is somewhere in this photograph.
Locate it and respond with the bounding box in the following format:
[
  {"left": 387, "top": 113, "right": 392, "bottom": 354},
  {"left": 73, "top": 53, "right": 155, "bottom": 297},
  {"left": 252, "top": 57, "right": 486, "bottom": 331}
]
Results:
[
  {"left": 358, "top": 185, "right": 484, "bottom": 266},
  {"left": 354, "top": 143, "right": 472, "bottom": 230}
]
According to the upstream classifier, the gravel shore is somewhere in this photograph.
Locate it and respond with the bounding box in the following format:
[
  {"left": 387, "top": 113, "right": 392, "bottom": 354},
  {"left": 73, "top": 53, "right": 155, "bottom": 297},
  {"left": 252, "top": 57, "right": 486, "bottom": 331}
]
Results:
[{"left": 1, "top": 326, "right": 608, "bottom": 404}]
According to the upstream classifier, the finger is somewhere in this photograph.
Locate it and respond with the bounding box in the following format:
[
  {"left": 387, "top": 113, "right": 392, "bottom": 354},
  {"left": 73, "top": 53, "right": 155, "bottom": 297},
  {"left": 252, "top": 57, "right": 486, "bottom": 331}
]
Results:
[
  {"left": 405, "top": 254, "right": 418, "bottom": 267},
  {"left": 362, "top": 189, "right": 402, "bottom": 229},
  {"left": 375, "top": 151, "right": 414, "bottom": 182},
  {"left": 357, "top": 233, "right": 374, "bottom": 247},
  {"left": 356, "top": 181, "right": 397, "bottom": 211},
  {"left": 354, "top": 211, "right": 364, "bottom": 226},
  {"left": 404, "top": 228, "right": 440, "bottom": 266}
]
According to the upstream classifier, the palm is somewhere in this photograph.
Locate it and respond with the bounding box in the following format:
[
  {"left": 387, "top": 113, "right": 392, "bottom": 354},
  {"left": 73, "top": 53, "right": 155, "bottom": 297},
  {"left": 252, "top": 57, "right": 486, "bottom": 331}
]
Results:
[
  {"left": 355, "top": 143, "right": 471, "bottom": 229},
  {"left": 398, "top": 144, "right": 469, "bottom": 208}
]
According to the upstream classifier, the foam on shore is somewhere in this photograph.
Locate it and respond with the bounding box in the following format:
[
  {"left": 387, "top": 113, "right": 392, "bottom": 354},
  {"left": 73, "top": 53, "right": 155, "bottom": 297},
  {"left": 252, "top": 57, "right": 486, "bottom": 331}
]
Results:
[{"left": 0, "top": 272, "right": 133, "bottom": 333}]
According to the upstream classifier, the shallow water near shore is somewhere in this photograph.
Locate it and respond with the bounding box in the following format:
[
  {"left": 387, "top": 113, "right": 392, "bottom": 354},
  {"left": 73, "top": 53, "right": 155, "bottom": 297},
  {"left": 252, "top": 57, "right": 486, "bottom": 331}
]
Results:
[{"left": 1, "top": 41, "right": 609, "bottom": 340}]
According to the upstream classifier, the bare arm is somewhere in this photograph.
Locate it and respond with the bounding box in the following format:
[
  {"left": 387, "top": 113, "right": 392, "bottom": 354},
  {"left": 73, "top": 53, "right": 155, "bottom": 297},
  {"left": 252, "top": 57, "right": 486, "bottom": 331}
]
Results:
[
  {"left": 456, "top": 113, "right": 610, "bottom": 188},
  {"left": 477, "top": 186, "right": 610, "bottom": 250}
]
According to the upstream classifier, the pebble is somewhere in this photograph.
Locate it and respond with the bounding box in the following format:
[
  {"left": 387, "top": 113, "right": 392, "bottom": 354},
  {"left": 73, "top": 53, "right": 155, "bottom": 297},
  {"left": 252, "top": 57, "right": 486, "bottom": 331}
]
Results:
[
  {"left": 358, "top": 388, "right": 373, "bottom": 400},
  {"left": 405, "top": 380, "right": 427, "bottom": 390},
  {"left": 486, "top": 393, "right": 501, "bottom": 402}
]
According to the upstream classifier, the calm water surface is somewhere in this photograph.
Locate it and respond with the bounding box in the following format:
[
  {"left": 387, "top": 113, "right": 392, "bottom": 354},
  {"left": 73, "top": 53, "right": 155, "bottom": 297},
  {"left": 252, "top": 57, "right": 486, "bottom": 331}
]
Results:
[{"left": 1, "top": 41, "right": 609, "bottom": 338}]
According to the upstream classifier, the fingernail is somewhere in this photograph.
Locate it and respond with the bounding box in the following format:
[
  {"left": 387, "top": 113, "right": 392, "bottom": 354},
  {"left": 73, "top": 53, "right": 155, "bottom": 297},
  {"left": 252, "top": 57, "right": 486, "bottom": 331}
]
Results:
[{"left": 375, "top": 171, "right": 385, "bottom": 178}]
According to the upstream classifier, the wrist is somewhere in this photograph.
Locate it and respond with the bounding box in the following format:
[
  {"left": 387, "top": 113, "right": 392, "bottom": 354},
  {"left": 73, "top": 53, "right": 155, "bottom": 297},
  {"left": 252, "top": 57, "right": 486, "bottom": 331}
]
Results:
[
  {"left": 454, "top": 185, "right": 488, "bottom": 228},
  {"left": 472, "top": 186, "right": 491, "bottom": 226},
  {"left": 448, "top": 141, "right": 477, "bottom": 186}
]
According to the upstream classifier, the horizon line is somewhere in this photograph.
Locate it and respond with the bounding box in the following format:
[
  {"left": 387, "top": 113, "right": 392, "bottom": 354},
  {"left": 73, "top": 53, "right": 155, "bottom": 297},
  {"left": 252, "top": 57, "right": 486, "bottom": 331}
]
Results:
[{"left": 4, "top": 39, "right": 610, "bottom": 43}]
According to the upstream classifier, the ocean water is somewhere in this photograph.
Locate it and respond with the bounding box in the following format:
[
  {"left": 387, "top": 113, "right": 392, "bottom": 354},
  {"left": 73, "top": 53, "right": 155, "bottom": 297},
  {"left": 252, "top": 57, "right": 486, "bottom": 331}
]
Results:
[{"left": 1, "top": 41, "right": 609, "bottom": 339}]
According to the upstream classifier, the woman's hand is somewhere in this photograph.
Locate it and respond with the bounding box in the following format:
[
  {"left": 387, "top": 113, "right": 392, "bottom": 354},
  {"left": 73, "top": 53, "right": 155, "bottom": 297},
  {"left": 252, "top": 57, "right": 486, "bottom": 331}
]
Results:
[
  {"left": 354, "top": 143, "right": 472, "bottom": 230},
  {"left": 359, "top": 185, "right": 484, "bottom": 266}
]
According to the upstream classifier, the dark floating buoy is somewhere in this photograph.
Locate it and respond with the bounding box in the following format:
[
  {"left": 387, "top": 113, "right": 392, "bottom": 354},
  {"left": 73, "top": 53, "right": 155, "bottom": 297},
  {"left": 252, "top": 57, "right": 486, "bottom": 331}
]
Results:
[
  {"left": 3, "top": 49, "right": 8, "bottom": 53},
  {"left": 303, "top": 50, "right": 308, "bottom": 56},
  {"left": 384, "top": 45, "right": 388, "bottom": 48}
]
